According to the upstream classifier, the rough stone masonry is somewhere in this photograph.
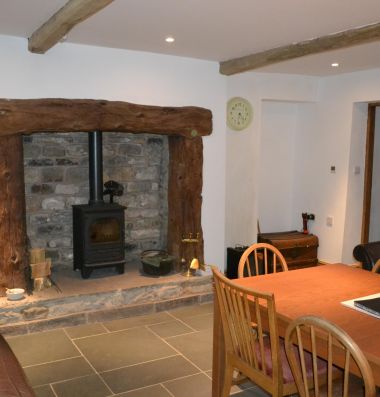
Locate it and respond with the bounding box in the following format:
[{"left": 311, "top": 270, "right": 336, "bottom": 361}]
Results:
[{"left": 23, "top": 132, "right": 169, "bottom": 268}]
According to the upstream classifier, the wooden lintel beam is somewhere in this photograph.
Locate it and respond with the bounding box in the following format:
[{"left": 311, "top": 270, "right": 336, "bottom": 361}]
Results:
[
  {"left": 220, "top": 22, "right": 380, "bottom": 76},
  {"left": 28, "top": 0, "right": 114, "bottom": 54},
  {"left": 0, "top": 98, "right": 212, "bottom": 138}
]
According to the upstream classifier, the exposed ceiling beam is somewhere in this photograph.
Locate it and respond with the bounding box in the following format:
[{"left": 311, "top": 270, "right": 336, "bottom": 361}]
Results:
[
  {"left": 219, "top": 22, "right": 380, "bottom": 76},
  {"left": 28, "top": 0, "right": 114, "bottom": 54}
]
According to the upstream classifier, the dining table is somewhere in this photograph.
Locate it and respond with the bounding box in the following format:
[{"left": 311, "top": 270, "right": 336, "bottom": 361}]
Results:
[{"left": 212, "top": 263, "right": 380, "bottom": 396}]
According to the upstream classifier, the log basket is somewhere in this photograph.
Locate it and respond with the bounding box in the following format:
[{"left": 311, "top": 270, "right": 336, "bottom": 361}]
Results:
[{"left": 141, "top": 250, "right": 175, "bottom": 276}]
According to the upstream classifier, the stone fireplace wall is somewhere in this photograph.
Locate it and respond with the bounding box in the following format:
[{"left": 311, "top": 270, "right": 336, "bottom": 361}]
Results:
[{"left": 23, "top": 132, "right": 168, "bottom": 267}]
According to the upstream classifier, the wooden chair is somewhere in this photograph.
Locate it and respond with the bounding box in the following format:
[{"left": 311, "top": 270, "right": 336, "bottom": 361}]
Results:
[
  {"left": 284, "top": 315, "right": 377, "bottom": 397},
  {"left": 238, "top": 242, "right": 288, "bottom": 278},
  {"left": 372, "top": 259, "right": 380, "bottom": 274},
  {"left": 212, "top": 266, "right": 298, "bottom": 397}
]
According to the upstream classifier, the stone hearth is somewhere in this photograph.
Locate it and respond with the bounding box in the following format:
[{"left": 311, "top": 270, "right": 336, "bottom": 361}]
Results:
[{"left": 0, "top": 263, "right": 213, "bottom": 336}]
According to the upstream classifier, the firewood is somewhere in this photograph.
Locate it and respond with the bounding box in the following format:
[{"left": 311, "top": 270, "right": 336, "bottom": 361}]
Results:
[
  {"left": 30, "top": 252, "right": 52, "bottom": 291},
  {"left": 33, "top": 277, "right": 52, "bottom": 291},
  {"left": 30, "top": 260, "right": 51, "bottom": 279},
  {"left": 30, "top": 248, "right": 45, "bottom": 265}
]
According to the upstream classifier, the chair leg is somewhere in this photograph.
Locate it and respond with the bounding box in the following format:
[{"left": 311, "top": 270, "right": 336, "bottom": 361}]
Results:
[{"left": 222, "top": 360, "right": 234, "bottom": 397}]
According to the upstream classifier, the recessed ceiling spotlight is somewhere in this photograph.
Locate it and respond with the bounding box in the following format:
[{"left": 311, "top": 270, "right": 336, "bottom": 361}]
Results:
[
  {"left": 331, "top": 62, "right": 339, "bottom": 67},
  {"left": 165, "top": 36, "right": 175, "bottom": 43}
]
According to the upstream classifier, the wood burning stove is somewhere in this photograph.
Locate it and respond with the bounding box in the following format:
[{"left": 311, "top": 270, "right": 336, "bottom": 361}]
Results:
[{"left": 72, "top": 131, "right": 126, "bottom": 278}]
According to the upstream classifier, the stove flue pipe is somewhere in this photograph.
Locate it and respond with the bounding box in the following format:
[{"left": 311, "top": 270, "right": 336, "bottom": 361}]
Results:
[{"left": 88, "top": 131, "right": 104, "bottom": 205}]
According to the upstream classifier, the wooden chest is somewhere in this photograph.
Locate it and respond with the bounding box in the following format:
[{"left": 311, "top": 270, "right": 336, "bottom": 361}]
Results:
[{"left": 257, "top": 230, "right": 318, "bottom": 270}]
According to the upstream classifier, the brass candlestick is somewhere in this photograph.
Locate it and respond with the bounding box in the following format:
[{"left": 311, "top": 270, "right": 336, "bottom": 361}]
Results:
[{"left": 181, "top": 232, "right": 203, "bottom": 277}]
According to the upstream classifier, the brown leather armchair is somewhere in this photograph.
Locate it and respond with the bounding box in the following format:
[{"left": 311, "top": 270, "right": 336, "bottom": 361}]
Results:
[
  {"left": 0, "top": 335, "right": 35, "bottom": 396},
  {"left": 353, "top": 241, "right": 380, "bottom": 271}
]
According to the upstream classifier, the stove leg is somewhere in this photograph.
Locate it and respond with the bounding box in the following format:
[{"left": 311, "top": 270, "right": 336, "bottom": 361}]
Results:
[{"left": 81, "top": 267, "right": 92, "bottom": 279}]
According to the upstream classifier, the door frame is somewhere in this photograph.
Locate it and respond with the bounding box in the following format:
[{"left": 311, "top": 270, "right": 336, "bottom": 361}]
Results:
[{"left": 361, "top": 102, "right": 380, "bottom": 243}]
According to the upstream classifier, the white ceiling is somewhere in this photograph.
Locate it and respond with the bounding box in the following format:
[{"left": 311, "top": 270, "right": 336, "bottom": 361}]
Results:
[{"left": 1, "top": 0, "right": 380, "bottom": 76}]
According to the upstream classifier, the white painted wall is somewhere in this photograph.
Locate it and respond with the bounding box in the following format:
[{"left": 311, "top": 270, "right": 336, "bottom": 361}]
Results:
[
  {"left": 342, "top": 102, "right": 368, "bottom": 262},
  {"left": 369, "top": 108, "right": 380, "bottom": 242},
  {"left": 226, "top": 69, "right": 380, "bottom": 264},
  {"left": 258, "top": 101, "right": 297, "bottom": 233},
  {"left": 225, "top": 73, "right": 318, "bottom": 249},
  {"left": 290, "top": 102, "right": 319, "bottom": 235},
  {"left": 0, "top": 35, "right": 227, "bottom": 269},
  {"left": 312, "top": 70, "right": 380, "bottom": 262}
]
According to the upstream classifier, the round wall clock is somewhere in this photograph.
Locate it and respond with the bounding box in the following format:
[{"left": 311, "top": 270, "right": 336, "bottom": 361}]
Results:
[{"left": 226, "top": 97, "right": 253, "bottom": 131}]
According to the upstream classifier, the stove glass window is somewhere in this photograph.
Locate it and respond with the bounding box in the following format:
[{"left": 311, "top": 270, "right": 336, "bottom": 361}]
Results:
[{"left": 89, "top": 218, "right": 121, "bottom": 243}]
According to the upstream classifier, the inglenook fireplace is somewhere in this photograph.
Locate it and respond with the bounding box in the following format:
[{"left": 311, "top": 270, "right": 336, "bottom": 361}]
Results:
[{"left": 0, "top": 98, "right": 211, "bottom": 294}]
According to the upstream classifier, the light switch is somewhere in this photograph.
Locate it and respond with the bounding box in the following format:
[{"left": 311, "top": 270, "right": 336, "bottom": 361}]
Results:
[
  {"left": 326, "top": 216, "right": 333, "bottom": 227},
  {"left": 354, "top": 166, "right": 360, "bottom": 175}
]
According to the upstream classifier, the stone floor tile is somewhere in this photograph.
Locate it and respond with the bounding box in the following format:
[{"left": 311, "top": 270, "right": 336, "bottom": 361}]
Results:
[
  {"left": 52, "top": 374, "right": 111, "bottom": 397},
  {"left": 180, "top": 312, "right": 213, "bottom": 331},
  {"left": 206, "top": 369, "right": 273, "bottom": 396},
  {"left": 74, "top": 326, "right": 176, "bottom": 372},
  {"left": 28, "top": 313, "right": 86, "bottom": 334},
  {"left": 33, "top": 385, "right": 56, "bottom": 397},
  {"left": 231, "top": 382, "right": 258, "bottom": 394},
  {"left": 163, "top": 372, "right": 212, "bottom": 397},
  {"left": 24, "top": 356, "right": 94, "bottom": 386},
  {"left": 168, "top": 302, "right": 213, "bottom": 319},
  {"left": 103, "top": 311, "right": 173, "bottom": 332},
  {"left": 100, "top": 355, "right": 199, "bottom": 394},
  {"left": 114, "top": 384, "right": 171, "bottom": 396},
  {"left": 148, "top": 319, "right": 194, "bottom": 338},
  {"left": 8, "top": 329, "right": 80, "bottom": 366},
  {"left": 165, "top": 328, "right": 213, "bottom": 371},
  {"left": 4, "top": 301, "right": 285, "bottom": 397},
  {"left": 205, "top": 369, "right": 258, "bottom": 395},
  {"left": 65, "top": 323, "right": 108, "bottom": 339}
]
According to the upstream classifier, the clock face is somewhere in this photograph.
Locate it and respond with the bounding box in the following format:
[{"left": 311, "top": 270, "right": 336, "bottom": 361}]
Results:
[{"left": 227, "top": 97, "right": 253, "bottom": 131}]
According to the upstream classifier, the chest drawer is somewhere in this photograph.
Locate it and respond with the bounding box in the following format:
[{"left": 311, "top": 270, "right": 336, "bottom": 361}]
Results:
[{"left": 257, "top": 230, "right": 318, "bottom": 270}]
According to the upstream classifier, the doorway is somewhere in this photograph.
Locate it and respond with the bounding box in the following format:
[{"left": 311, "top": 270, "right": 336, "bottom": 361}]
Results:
[{"left": 362, "top": 103, "right": 380, "bottom": 243}]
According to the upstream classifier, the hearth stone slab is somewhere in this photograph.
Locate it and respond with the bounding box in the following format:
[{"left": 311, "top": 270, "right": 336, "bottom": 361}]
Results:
[{"left": 0, "top": 271, "right": 213, "bottom": 336}]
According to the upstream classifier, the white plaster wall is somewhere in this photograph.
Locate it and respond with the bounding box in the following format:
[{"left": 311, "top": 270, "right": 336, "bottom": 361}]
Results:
[
  {"left": 258, "top": 101, "right": 297, "bottom": 233},
  {"left": 341, "top": 103, "right": 368, "bottom": 262},
  {"left": 369, "top": 108, "right": 380, "bottom": 242},
  {"left": 225, "top": 73, "right": 318, "bottom": 249},
  {"left": 226, "top": 69, "right": 380, "bottom": 264},
  {"left": 291, "top": 100, "right": 346, "bottom": 261},
  {"left": 313, "top": 70, "right": 380, "bottom": 262},
  {"left": 290, "top": 102, "right": 319, "bottom": 235},
  {"left": 0, "top": 35, "right": 227, "bottom": 269}
]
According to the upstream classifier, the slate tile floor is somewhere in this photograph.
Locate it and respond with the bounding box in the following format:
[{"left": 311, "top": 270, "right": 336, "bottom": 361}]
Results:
[{"left": 7, "top": 302, "right": 268, "bottom": 397}]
